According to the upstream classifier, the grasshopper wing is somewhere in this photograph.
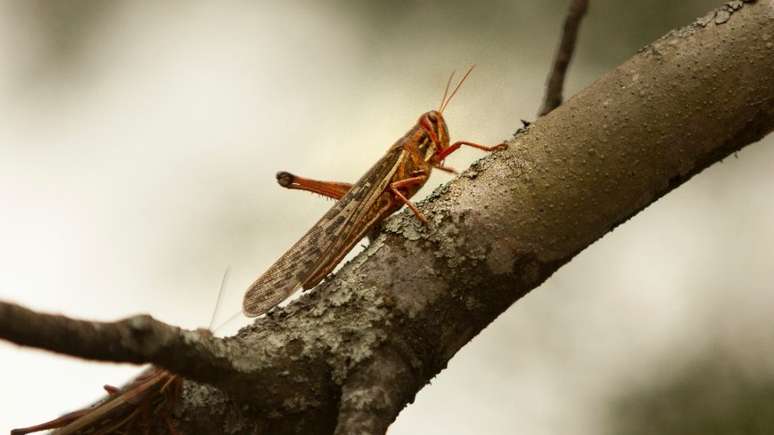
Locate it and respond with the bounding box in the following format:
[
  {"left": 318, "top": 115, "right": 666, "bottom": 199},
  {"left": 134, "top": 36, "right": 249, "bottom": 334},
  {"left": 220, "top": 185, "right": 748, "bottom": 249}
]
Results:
[{"left": 243, "top": 145, "right": 404, "bottom": 317}]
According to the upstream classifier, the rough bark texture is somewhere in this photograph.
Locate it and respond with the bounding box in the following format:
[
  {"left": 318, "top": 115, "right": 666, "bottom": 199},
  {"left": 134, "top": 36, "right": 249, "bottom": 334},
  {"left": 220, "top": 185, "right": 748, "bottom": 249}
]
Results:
[{"left": 2, "top": 2, "right": 773, "bottom": 434}]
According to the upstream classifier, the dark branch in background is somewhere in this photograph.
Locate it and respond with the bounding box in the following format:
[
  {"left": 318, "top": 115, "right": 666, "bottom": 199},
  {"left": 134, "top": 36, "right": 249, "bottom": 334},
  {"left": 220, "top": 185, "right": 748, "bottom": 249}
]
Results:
[
  {"left": 0, "top": 301, "right": 242, "bottom": 388},
  {"left": 538, "top": 0, "right": 589, "bottom": 116},
  {"left": 0, "top": 3, "right": 772, "bottom": 434}
]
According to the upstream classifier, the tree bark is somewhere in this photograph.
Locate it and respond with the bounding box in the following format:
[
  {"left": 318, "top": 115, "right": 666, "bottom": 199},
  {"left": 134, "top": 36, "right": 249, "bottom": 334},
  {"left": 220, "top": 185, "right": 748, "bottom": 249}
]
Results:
[{"left": 2, "top": 2, "right": 773, "bottom": 434}]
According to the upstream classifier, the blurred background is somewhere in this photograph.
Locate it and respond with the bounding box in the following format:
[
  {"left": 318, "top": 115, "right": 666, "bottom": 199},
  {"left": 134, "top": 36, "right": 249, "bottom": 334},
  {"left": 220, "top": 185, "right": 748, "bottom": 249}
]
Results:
[{"left": 1, "top": 1, "right": 772, "bottom": 433}]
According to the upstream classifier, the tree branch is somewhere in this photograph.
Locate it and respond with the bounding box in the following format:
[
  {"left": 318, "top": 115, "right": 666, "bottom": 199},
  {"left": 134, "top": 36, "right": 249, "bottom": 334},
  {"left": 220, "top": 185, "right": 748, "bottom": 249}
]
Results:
[
  {"left": 0, "top": 301, "right": 243, "bottom": 389},
  {"left": 3, "top": 2, "right": 773, "bottom": 434},
  {"left": 538, "top": 0, "right": 589, "bottom": 116},
  {"left": 334, "top": 345, "right": 418, "bottom": 435}
]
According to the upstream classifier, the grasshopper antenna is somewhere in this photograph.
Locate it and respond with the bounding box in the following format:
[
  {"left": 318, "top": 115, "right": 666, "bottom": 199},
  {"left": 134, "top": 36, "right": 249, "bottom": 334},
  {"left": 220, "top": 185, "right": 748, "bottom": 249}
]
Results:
[
  {"left": 208, "top": 267, "right": 249, "bottom": 334},
  {"left": 208, "top": 266, "right": 231, "bottom": 330},
  {"left": 209, "top": 267, "right": 248, "bottom": 334},
  {"left": 438, "top": 70, "right": 456, "bottom": 112},
  {"left": 440, "top": 64, "right": 475, "bottom": 113},
  {"left": 213, "top": 310, "right": 243, "bottom": 333}
]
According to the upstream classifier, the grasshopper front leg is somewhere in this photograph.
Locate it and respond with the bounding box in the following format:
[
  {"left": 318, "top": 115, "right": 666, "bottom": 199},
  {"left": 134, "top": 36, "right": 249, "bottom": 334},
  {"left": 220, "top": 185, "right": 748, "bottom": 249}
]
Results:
[
  {"left": 433, "top": 141, "right": 508, "bottom": 162},
  {"left": 275, "top": 171, "right": 352, "bottom": 200}
]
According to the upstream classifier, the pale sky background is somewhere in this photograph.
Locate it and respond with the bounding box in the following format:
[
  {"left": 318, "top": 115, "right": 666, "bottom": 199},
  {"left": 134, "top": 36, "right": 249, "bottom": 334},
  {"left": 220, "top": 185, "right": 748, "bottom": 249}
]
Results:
[{"left": 1, "top": 1, "right": 772, "bottom": 434}]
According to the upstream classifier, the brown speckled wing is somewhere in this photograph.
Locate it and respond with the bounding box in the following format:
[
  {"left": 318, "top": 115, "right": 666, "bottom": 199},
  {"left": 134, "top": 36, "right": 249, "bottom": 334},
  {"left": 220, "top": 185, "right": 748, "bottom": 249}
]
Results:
[{"left": 242, "top": 145, "right": 405, "bottom": 317}]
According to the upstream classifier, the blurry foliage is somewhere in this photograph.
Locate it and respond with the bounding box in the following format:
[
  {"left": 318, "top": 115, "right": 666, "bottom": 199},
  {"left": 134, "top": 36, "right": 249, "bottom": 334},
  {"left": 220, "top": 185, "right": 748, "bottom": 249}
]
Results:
[
  {"left": 610, "top": 353, "right": 774, "bottom": 435},
  {"left": 335, "top": 0, "right": 720, "bottom": 65},
  {"left": 577, "top": 0, "right": 722, "bottom": 64},
  {"left": 13, "top": 0, "right": 723, "bottom": 83},
  {"left": 14, "top": 1, "right": 120, "bottom": 72}
]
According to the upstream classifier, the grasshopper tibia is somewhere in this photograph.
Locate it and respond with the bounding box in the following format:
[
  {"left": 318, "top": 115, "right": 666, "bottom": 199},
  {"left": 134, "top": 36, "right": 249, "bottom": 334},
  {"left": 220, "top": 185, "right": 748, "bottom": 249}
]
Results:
[{"left": 433, "top": 141, "right": 508, "bottom": 162}]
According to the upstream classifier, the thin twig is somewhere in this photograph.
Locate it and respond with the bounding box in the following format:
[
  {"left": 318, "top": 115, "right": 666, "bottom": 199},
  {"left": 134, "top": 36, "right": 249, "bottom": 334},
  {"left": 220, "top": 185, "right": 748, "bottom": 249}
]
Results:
[{"left": 538, "top": 0, "right": 589, "bottom": 116}]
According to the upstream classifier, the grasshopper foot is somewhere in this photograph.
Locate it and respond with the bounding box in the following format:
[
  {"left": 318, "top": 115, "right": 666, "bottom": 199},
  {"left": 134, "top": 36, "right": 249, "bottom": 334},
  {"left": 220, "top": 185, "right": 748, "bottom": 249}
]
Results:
[{"left": 276, "top": 171, "right": 295, "bottom": 187}]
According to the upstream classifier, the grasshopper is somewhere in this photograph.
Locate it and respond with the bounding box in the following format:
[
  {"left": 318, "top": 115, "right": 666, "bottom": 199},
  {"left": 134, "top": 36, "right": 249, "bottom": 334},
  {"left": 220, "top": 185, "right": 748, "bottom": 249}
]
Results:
[{"left": 243, "top": 66, "right": 507, "bottom": 317}]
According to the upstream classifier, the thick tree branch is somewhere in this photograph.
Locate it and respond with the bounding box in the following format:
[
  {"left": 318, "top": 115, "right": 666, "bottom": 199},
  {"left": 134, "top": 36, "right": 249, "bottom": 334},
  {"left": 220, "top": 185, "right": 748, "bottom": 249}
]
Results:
[
  {"left": 538, "top": 0, "right": 589, "bottom": 116},
  {"left": 3, "top": 2, "right": 773, "bottom": 434}
]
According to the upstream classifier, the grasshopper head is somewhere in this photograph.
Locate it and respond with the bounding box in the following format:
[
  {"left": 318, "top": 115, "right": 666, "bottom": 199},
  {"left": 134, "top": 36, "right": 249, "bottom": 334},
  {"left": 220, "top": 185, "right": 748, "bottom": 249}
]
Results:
[
  {"left": 421, "top": 65, "right": 475, "bottom": 162},
  {"left": 418, "top": 65, "right": 475, "bottom": 162},
  {"left": 418, "top": 110, "right": 450, "bottom": 160}
]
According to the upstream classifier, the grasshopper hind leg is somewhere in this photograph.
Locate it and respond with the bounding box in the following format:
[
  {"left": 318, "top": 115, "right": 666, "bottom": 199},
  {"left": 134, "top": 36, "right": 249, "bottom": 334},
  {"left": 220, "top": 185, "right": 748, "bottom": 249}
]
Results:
[{"left": 276, "top": 171, "right": 352, "bottom": 200}]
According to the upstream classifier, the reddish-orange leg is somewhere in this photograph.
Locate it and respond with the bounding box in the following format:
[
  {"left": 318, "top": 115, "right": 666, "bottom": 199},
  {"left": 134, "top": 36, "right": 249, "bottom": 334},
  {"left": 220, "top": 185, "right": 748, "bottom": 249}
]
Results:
[
  {"left": 276, "top": 171, "right": 350, "bottom": 200},
  {"left": 434, "top": 141, "right": 508, "bottom": 162},
  {"left": 104, "top": 384, "right": 121, "bottom": 395},
  {"left": 276, "top": 171, "right": 430, "bottom": 224},
  {"left": 389, "top": 175, "right": 429, "bottom": 223},
  {"left": 416, "top": 112, "right": 506, "bottom": 171},
  {"left": 433, "top": 163, "right": 458, "bottom": 174}
]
